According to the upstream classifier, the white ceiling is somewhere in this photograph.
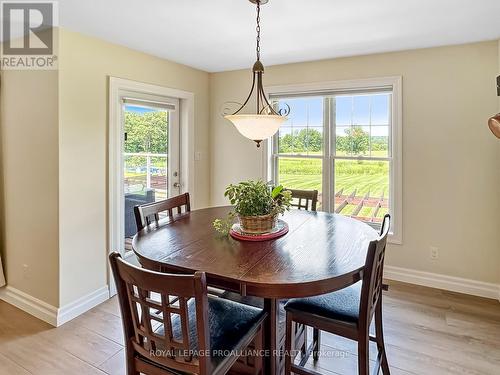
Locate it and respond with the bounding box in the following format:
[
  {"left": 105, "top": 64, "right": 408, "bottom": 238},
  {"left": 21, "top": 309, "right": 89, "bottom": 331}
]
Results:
[{"left": 57, "top": 0, "right": 500, "bottom": 72}]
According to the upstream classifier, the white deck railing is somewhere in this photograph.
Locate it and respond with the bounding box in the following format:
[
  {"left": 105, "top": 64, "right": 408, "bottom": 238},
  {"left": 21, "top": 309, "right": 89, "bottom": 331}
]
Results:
[{"left": 124, "top": 152, "right": 168, "bottom": 192}]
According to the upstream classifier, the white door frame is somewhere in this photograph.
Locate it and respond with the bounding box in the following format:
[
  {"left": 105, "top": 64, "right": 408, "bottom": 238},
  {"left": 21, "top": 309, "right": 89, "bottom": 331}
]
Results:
[{"left": 108, "top": 77, "right": 195, "bottom": 295}]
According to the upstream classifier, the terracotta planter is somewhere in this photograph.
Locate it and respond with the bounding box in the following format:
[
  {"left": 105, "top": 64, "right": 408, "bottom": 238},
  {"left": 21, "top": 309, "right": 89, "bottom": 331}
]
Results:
[{"left": 238, "top": 213, "right": 277, "bottom": 234}]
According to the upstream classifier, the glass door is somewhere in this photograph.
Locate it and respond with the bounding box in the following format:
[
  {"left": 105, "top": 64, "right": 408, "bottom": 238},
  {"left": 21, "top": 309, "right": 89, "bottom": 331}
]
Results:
[{"left": 121, "top": 97, "right": 180, "bottom": 253}]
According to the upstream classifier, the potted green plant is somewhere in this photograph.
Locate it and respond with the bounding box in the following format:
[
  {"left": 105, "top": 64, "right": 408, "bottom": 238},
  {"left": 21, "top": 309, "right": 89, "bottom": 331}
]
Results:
[{"left": 213, "top": 180, "right": 292, "bottom": 235}]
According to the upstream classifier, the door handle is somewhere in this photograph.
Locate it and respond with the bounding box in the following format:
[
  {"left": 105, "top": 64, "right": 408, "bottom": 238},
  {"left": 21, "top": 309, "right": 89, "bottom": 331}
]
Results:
[{"left": 173, "top": 182, "right": 181, "bottom": 188}]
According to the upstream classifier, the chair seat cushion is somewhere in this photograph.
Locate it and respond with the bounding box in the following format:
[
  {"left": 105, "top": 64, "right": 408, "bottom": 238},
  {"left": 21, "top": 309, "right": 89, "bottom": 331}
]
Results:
[
  {"left": 284, "top": 282, "right": 361, "bottom": 324},
  {"left": 220, "top": 292, "right": 309, "bottom": 342},
  {"left": 155, "top": 296, "right": 265, "bottom": 370}
]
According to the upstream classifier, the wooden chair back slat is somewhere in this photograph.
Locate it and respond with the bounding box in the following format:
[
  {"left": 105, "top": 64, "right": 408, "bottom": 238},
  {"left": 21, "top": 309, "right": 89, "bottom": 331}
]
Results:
[
  {"left": 287, "top": 189, "right": 318, "bottom": 211},
  {"left": 109, "top": 252, "right": 210, "bottom": 374},
  {"left": 162, "top": 293, "right": 175, "bottom": 347},
  {"left": 359, "top": 214, "right": 390, "bottom": 329},
  {"left": 134, "top": 193, "right": 191, "bottom": 232}
]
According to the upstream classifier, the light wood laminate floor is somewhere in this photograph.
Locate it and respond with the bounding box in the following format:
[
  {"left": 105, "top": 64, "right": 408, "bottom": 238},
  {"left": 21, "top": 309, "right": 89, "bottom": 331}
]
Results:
[{"left": 0, "top": 281, "right": 499, "bottom": 375}]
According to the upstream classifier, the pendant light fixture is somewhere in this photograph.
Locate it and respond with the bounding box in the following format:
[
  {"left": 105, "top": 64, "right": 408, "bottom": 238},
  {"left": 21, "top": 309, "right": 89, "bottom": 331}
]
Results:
[{"left": 223, "top": 0, "right": 290, "bottom": 147}]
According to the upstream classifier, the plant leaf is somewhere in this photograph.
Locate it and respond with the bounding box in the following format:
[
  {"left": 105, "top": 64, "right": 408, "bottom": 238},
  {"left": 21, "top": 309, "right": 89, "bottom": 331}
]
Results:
[{"left": 271, "top": 185, "right": 283, "bottom": 199}]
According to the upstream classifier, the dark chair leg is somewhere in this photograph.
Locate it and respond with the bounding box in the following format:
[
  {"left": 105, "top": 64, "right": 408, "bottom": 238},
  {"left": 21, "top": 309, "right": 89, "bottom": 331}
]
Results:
[
  {"left": 357, "top": 336, "right": 370, "bottom": 375},
  {"left": 285, "top": 312, "right": 294, "bottom": 375},
  {"left": 375, "top": 299, "right": 390, "bottom": 374},
  {"left": 126, "top": 347, "right": 139, "bottom": 375},
  {"left": 312, "top": 328, "right": 321, "bottom": 361}
]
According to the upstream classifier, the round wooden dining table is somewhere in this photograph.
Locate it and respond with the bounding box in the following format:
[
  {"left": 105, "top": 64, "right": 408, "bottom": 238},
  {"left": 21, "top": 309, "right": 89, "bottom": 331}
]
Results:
[{"left": 132, "top": 206, "right": 378, "bottom": 375}]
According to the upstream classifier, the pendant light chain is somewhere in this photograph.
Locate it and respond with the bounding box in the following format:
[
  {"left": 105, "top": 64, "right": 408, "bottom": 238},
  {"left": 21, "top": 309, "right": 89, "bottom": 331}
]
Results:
[
  {"left": 256, "top": 0, "right": 261, "bottom": 61},
  {"left": 222, "top": 0, "right": 290, "bottom": 147}
]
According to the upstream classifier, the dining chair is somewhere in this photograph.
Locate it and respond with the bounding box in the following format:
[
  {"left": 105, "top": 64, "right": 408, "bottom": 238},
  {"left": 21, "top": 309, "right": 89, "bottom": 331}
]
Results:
[
  {"left": 109, "top": 252, "right": 267, "bottom": 375},
  {"left": 134, "top": 192, "right": 191, "bottom": 232},
  {"left": 287, "top": 189, "right": 318, "bottom": 211},
  {"left": 218, "top": 293, "right": 307, "bottom": 374},
  {"left": 284, "top": 214, "right": 391, "bottom": 375},
  {"left": 134, "top": 192, "right": 230, "bottom": 299}
]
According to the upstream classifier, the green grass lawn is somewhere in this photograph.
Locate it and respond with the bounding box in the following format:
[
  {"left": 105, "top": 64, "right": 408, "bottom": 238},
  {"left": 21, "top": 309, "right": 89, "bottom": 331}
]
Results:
[{"left": 278, "top": 157, "right": 389, "bottom": 198}]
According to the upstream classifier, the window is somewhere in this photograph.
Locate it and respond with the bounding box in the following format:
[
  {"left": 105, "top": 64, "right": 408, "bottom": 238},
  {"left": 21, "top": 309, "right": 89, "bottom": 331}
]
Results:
[{"left": 268, "top": 77, "right": 402, "bottom": 242}]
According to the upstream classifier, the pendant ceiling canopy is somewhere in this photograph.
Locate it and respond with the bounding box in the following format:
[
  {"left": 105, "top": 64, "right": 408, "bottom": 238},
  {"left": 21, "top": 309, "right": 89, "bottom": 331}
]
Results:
[{"left": 223, "top": 0, "right": 289, "bottom": 147}]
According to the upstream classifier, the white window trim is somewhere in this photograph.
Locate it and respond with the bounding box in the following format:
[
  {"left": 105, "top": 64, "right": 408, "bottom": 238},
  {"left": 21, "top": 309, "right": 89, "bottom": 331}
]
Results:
[
  {"left": 108, "top": 77, "right": 195, "bottom": 295},
  {"left": 263, "top": 76, "right": 403, "bottom": 244}
]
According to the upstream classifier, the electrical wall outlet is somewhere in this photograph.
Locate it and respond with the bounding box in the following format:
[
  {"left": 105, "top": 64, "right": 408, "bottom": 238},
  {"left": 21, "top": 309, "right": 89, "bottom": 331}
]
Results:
[{"left": 430, "top": 246, "right": 439, "bottom": 260}]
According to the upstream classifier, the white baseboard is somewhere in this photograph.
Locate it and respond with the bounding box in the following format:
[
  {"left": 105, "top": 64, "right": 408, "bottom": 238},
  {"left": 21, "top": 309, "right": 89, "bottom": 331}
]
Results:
[
  {"left": 0, "top": 285, "right": 110, "bottom": 327},
  {"left": 384, "top": 266, "right": 500, "bottom": 301},
  {"left": 57, "top": 286, "right": 110, "bottom": 326},
  {"left": 0, "top": 286, "right": 58, "bottom": 326}
]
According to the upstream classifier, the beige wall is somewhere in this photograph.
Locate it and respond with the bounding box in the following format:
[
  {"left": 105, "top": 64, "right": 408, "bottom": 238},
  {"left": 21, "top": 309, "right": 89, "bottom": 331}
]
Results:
[
  {"left": 58, "top": 29, "right": 211, "bottom": 306},
  {"left": 210, "top": 41, "right": 500, "bottom": 284},
  {"left": 1, "top": 29, "right": 211, "bottom": 308},
  {"left": 1, "top": 32, "right": 498, "bottom": 312},
  {"left": 0, "top": 69, "right": 60, "bottom": 306}
]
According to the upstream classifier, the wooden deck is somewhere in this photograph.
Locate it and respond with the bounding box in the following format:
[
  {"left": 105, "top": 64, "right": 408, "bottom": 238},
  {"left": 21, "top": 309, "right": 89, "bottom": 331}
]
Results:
[{"left": 334, "top": 189, "right": 389, "bottom": 223}]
